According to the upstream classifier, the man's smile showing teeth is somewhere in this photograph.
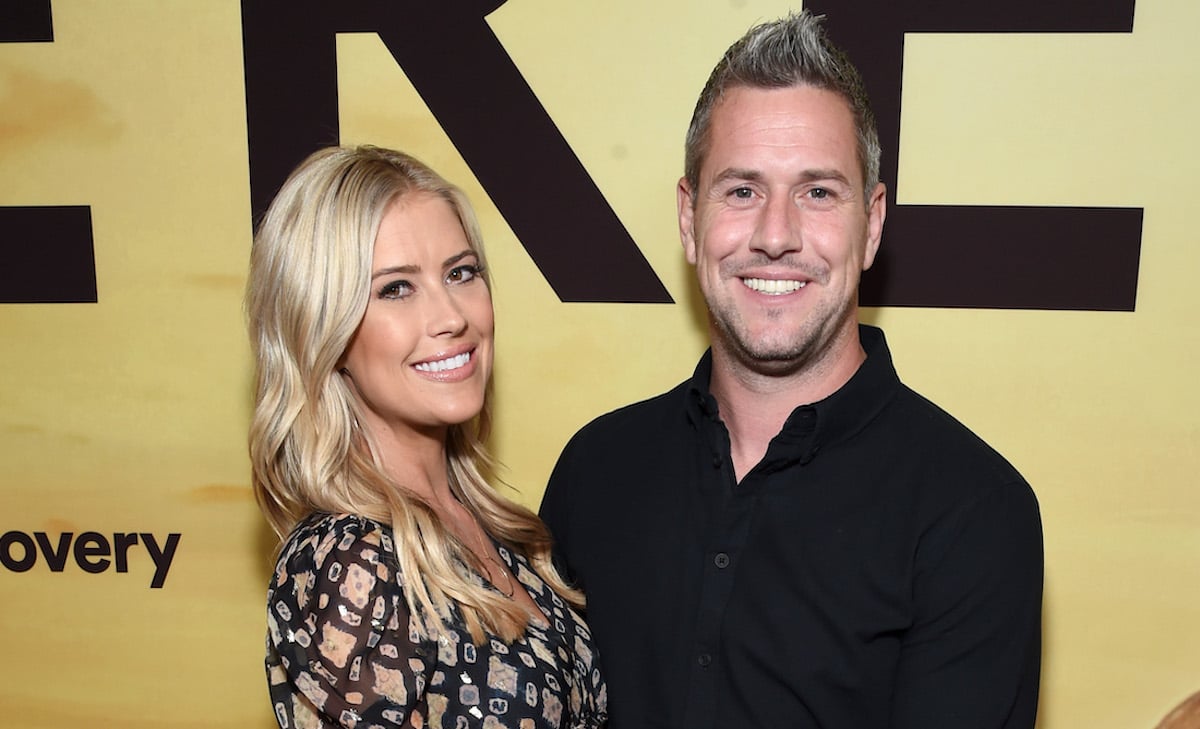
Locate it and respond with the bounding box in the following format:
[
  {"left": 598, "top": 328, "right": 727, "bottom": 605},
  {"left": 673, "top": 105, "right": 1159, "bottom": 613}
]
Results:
[
  {"left": 414, "top": 352, "right": 471, "bottom": 373},
  {"left": 741, "top": 277, "right": 807, "bottom": 295}
]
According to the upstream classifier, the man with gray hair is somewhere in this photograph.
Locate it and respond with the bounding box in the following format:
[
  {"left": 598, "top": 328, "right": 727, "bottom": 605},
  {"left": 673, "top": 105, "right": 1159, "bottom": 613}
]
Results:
[{"left": 541, "top": 10, "right": 1043, "bottom": 729}]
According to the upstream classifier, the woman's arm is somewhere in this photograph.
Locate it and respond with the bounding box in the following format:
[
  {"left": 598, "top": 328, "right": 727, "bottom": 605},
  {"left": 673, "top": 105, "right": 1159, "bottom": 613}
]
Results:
[{"left": 266, "top": 514, "right": 436, "bottom": 728}]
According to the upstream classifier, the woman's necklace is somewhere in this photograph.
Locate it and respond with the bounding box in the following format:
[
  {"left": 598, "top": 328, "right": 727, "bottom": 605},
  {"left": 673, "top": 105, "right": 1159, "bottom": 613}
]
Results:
[{"left": 472, "top": 519, "right": 515, "bottom": 599}]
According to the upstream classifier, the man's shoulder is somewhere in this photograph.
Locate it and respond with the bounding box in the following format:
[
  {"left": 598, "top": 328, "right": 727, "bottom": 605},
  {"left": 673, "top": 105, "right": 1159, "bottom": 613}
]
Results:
[
  {"left": 543, "top": 380, "right": 694, "bottom": 522},
  {"left": 567, "top": 379, "right": 690, "bottom": 450},
  {"left": 853, "top": 325, "right": 1028, "bottom": 492},
  {"left": 886, "top": 382, "right": 1027, "bottom": 487}
]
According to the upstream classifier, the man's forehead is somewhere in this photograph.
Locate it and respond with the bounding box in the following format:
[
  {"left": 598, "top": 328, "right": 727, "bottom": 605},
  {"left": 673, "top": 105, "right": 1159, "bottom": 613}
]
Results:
[{"left": 701, "top": 85, "right": 861, "bottom": 179}]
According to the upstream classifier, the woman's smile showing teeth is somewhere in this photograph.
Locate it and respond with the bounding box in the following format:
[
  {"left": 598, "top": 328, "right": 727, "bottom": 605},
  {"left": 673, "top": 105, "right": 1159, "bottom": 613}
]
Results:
[
  {"left": 414, "top": 351, "right": 472, "bottom": 374},
  {"left": 741, "top": 277, "right": 807, "bottom": 295},
  {"left": 411, "top": 346, "right": 478, "bottom": 383}
]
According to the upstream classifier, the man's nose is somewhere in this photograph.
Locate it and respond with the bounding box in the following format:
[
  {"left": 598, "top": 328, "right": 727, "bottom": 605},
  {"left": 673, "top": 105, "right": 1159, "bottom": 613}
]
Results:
[{"left": 751, "top": 193, "right": 802, "bottom": 258}]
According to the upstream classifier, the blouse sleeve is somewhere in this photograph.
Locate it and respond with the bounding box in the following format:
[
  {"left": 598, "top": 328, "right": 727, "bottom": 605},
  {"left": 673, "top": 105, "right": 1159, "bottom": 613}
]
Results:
[{"left": 266, "top": 515, "right": 435, "bottom": 728}]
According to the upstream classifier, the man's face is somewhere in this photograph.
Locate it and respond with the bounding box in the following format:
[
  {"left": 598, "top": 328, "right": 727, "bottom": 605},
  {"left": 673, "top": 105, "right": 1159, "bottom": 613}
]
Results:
[{"left": 678, "top": 84, "right": 886, "bottom": 377}]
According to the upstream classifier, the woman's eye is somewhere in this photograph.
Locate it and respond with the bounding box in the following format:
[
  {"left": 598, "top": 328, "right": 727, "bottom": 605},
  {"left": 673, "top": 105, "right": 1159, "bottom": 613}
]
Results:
[
  {"left": 377, "top": 280, "right": 413, "bottom": 299},
  {"left": 447, "top": 264, "right": 482, "bottom": 284}
]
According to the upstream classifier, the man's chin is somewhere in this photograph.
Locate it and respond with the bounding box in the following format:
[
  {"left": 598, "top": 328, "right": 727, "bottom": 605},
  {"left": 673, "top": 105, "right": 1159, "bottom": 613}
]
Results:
[
  {"left": 709, "top": 316, "right": 833, "bottom": 373},
  {"left": 726, "top": 338, "right": 820, "bottom": 377},
  {"left": 743, "top": 350, "right": 815, "bottom": 377}
]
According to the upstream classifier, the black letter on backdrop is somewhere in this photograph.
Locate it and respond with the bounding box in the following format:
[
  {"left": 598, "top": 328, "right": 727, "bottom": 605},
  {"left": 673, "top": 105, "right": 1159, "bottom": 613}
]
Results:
[
  {"left": 808, "top": 0, "right": 1142, "bottom": 310},
  {"left": 0, "top": 531, "right": 37, "bottom": 572},
  {"left": 241, "top": 0, "right": 672, "bottom": 303},
  {"left": 0, "top": 1, "right": 98, "bottom": 304}
]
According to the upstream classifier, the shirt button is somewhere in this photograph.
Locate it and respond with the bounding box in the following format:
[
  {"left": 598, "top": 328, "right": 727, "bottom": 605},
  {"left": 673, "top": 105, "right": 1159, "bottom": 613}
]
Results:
[
  {"left": 714, "top": 552, "right": 730, "bottom": 569},
  {"left": 711, "top": 455, "right": 722, "bottom": 469},
  {"left": 698, "top": 653, "right": 712, "bottom": 668}
]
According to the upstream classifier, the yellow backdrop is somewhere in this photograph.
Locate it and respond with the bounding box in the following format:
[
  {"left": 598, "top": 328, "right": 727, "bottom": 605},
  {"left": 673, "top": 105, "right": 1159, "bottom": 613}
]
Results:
[{"left": 1, "top": 1, "right": 1197, "bottom": 727}]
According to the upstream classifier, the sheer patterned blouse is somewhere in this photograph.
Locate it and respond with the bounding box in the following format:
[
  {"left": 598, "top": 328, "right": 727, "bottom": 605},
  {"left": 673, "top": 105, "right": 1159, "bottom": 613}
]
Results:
[{"left": 265, "top": 512, "right": 607, "bottom": 729}]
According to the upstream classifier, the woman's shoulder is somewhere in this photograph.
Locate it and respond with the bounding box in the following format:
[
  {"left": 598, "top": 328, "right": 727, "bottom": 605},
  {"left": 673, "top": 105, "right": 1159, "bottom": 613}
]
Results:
[
  {"left": 280, "top": 511, "right": 391, "bottom": 555},
  {"left": 272, "top": 512, "right": 400, "bottom": 592}
]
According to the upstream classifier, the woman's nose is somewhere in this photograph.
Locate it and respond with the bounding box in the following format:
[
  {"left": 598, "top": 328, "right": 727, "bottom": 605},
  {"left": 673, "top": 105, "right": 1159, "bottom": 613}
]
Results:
[{"left": 426, "top": 289, "right": 467, "bottom": 337}]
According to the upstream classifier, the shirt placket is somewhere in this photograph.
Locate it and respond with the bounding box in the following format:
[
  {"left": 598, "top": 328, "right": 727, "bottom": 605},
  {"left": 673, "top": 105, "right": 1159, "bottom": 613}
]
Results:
[{"left": 680, "top": 416, "right": 761, "bottom": 729}]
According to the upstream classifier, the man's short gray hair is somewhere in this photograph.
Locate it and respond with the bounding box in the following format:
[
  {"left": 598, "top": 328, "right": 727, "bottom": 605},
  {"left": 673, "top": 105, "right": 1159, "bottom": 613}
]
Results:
[{"left": 683, "top": 11, "right": 881, "bottom": 202}]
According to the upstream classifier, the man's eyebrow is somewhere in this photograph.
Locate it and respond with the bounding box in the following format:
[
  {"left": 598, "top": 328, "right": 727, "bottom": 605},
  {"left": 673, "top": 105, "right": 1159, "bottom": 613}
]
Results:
[
  {"left": 709, "top": 168, "right": 764, "bottom": 187},
  {"left": 797, "top": 168, "right": 853, "bottom": 187},
  {"left": 708, "top": 167, "right": 853, "bottom": 188}
]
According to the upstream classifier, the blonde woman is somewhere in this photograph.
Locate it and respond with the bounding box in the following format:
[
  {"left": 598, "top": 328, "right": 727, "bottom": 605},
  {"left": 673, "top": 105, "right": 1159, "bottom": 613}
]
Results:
[{"left": 247, "top": 145, "right": 607, "bottom": 728}]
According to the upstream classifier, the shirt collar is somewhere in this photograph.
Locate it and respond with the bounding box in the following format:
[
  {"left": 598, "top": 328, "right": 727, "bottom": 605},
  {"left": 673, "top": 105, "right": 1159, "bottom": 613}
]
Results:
[{"left": 684, "top": 324, "right": 901, "bottom": 463}]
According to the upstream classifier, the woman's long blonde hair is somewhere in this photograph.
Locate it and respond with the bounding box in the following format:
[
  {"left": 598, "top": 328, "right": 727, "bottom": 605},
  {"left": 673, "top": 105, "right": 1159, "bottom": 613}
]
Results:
[{"left": 247, "top": 145, "right": 581, "bottom": 643}]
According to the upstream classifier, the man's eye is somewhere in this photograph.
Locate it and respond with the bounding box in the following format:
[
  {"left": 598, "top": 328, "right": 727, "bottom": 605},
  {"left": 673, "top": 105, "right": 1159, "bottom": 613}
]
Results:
[
  {"left": 808, "top": 188, "right": 830, "bottom": 200},
  {"left": 378, "top": 280, "right": 413, "bottom": 299},
  {"left": 731, "top": 187, "right": 754, "bottom": 199}
]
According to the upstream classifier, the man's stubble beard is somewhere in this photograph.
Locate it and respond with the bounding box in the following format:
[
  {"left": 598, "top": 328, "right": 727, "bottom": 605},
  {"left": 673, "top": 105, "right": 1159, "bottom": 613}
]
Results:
[{"left": 707, "top": 286, "right": 857, "bottom": 380}]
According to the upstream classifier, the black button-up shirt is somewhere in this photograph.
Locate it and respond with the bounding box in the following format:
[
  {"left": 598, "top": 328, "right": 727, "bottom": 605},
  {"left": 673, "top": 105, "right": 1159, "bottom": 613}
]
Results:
[{"left": 541, "top": 325, "right": 1042, "bottom": 729}]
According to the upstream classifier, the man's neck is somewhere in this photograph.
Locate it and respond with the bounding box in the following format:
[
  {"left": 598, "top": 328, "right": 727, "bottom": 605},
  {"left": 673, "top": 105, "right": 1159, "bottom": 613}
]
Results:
[{"left": 709, "top": 328, "right": 866, "bottom": 482}]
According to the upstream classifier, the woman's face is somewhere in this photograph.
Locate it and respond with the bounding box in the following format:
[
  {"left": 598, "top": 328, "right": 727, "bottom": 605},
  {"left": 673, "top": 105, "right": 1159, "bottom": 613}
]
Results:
[{"left": 340, "top": 192, "right": 494, "bottom": 443}]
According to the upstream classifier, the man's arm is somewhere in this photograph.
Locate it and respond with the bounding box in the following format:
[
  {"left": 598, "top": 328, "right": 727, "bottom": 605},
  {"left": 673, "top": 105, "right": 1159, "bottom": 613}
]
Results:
[
  {"left": 539, "top": 438, "right": 580, "bottom": 586},
  {"left": 891, "top": 479, "right": 1044, "bottom": 729}
]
